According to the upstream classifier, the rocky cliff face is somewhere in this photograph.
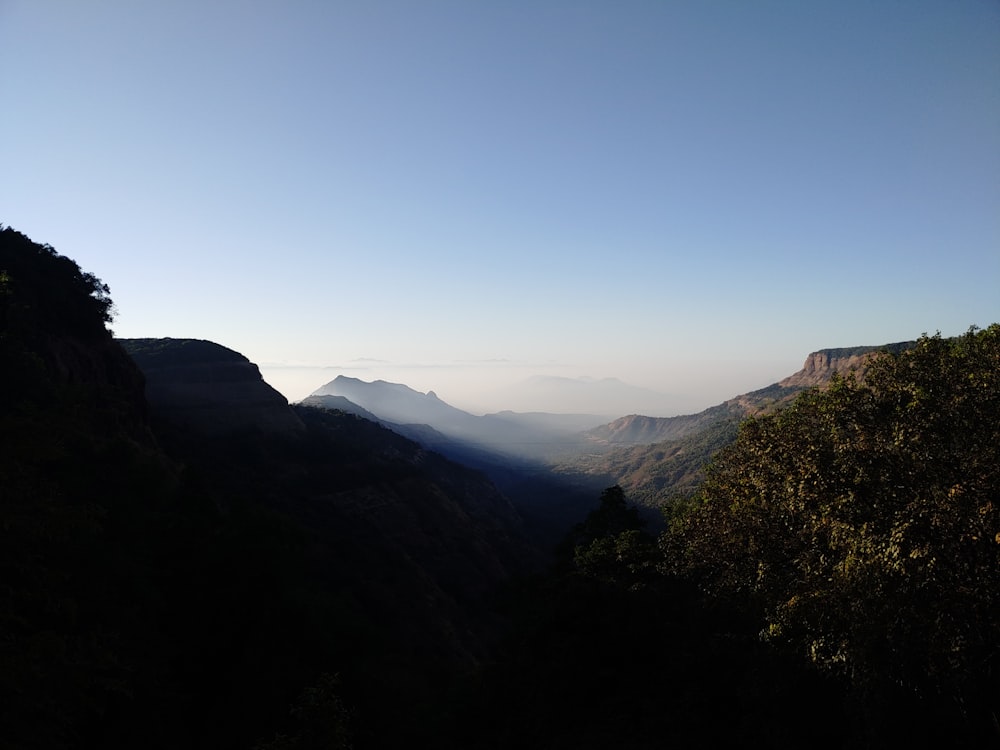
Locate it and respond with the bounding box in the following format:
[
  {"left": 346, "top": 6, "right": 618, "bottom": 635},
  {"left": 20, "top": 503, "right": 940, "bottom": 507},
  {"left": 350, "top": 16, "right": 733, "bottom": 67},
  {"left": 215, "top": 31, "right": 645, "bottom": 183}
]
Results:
[
  {"left": 779, "top": 350, "right": 869, "bottom": 388},
  {"left": 119, "top": 338, "right": 304, "bottom": 436},
  {"left": 778, "top": 342, "right": 915, "bottom": 388}
]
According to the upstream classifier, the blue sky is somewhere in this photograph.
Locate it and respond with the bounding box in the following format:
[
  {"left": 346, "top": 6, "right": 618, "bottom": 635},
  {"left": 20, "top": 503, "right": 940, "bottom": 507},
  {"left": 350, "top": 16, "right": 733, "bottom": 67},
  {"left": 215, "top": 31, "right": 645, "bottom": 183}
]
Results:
[{"left": 2, "top": 1, "right": 998, "bottom": 414}]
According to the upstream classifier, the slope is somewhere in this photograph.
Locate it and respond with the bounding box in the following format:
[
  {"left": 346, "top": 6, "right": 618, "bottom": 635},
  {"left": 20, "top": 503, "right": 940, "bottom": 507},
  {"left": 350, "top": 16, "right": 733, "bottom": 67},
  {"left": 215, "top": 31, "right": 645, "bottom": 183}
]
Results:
[
  {"left": 560, "top": 342, "right": 915, "bottom": 509},
  {"left": 0, "top": 227, "right": 542, "bottom": 749}
]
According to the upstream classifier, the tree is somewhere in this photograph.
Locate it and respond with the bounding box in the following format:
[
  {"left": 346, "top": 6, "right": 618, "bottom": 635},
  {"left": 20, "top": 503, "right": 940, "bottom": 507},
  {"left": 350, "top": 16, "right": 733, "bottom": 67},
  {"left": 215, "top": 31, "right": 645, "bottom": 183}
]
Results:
[
  {"left": 555, "top": 486, "right": 658, "bottom": 589},
  {"left": 670, "top": 326, "right": 1000, "bottom": 736}
]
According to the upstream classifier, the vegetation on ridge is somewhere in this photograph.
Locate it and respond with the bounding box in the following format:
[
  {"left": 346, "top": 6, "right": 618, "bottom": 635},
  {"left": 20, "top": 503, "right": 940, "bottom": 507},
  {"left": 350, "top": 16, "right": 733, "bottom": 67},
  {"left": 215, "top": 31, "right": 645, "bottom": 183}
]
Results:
[{"left": 510, "top": 326, "right": 1000, "bottom": 748}]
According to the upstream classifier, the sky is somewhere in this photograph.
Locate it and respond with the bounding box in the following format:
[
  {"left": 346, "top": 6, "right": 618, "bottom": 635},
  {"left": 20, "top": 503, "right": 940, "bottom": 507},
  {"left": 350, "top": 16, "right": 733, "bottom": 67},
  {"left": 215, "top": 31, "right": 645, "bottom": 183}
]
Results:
[{"left": 2, "top": 1, "right": 998, "bottom": 415}]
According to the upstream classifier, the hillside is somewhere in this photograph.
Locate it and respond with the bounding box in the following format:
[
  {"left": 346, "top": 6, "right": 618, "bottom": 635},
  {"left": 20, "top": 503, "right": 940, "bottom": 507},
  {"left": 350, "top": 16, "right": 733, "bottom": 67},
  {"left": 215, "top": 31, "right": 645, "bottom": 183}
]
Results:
[
  {"left": 562, "top": 343, "right": 915, "bottom": 508},
  {"left": 300, "top": 391, "right": 606, "bottom": 547},
  {"left": 0, "top": 228, "right": 541, "bottom": 748}
]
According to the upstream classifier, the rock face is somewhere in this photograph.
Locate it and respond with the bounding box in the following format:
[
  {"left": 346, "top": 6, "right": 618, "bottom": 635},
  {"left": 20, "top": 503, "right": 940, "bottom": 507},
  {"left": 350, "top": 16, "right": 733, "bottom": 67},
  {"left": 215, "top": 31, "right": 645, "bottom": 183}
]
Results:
[
  {"left": 778, "top": 342, "right": 914, "bottom": 388},
  {"left": 119, "top": 338, "right": 304, "bottom": 436}
]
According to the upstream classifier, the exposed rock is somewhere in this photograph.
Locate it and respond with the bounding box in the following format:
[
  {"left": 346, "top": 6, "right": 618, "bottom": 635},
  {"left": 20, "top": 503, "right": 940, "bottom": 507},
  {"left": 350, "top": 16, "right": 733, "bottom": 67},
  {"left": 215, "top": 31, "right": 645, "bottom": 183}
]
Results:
[
  {"left": 779, "top": 351, "right": 866, "bottom": 388},
  {"left": 119, "top": 338, "right": 304, "bottom": 436},
  {"left": 778, "top": 342, "right": 916, "bottom": 388}
]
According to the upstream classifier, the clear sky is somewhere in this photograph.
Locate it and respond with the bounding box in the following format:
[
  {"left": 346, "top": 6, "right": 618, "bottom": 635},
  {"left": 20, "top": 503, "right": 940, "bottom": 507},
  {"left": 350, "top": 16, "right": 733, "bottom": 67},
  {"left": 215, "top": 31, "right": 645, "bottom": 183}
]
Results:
[{"left": 2, "top": 1, "right": 998, "bottom": 415}]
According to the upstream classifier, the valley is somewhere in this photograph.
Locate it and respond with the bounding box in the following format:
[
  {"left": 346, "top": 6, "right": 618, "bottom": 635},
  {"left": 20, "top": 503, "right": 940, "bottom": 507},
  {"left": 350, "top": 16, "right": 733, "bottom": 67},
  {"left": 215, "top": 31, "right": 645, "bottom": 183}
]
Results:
[{"left": 3, "top": 224, "right": 996, "bottom": 749}]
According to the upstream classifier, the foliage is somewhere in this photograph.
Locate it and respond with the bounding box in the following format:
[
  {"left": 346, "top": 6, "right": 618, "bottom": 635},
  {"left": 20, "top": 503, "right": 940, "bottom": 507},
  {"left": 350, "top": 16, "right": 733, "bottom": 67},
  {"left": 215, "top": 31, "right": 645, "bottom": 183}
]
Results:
[
  {"left": 121, "top": 336, "right": 250, "bottom": 367},
  {"left": 450, "top": 485, "right": 848, "bottom": 750},
  {"left": 0, "top": 225, "right": 113, "bottom": 340},
  {"left": 0, "top": 227, "right": 527, "bottom": 748},
  {"left": 555, "top": 486, "right": 658, "bottom": 588},
  {"left": 255, "top": 673, "right": 354, "bottom": 750},
  {"left": 669, "top": 326, "right": 1000, "bottom": 738}
]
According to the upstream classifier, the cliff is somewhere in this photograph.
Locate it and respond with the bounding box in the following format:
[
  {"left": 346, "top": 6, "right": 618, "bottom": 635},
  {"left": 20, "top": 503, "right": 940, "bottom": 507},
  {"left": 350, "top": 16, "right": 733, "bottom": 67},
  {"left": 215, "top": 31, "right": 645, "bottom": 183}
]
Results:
[
  {"left": 119, "top": 338, "right": 304, "bottom": 436},
  {"left": 778, "top": 342, "right": 913, "bottom": 388}
]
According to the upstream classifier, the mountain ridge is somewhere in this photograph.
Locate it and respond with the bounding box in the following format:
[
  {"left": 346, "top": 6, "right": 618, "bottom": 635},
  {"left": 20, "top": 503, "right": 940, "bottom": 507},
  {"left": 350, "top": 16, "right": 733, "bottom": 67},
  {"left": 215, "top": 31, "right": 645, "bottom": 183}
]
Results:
[
  {"left": 585, "top": 342, "right": 915, "bottom": 447},
  {"left": 561, "top": 341, "right": 919, "bottom": 508},
  {"left": 308, "top": 375, "right": 606, "bottom": 460}
]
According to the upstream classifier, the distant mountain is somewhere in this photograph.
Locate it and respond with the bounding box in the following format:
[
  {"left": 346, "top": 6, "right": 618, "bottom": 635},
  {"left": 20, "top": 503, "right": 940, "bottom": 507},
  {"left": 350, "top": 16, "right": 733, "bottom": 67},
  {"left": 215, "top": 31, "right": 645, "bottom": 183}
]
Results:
[
  {"left": 313, "top": 375, "right": 473, "bottom": 431},
  {"left": 491, "top": 374, "right": 688, "bottom": 416},
  {"left": 308, "top": 375, "right": 605, "bottom": 460},
  {"left": 582, "top": 382, "right": 794, "bottom": 448},
  {"left": 561, "top": 342, "right": 916, "bottom": 508},
  {"left": 300, "top": 392, "right": 474, "bottom": 460},
  {"left": 483, "top": 410, "right": 609, "bottom": 434},
  {"left": 306, "top": 378, "right": 609, "bottom": 540},
  {"left": 583, "top": 343, "right": 914, "bottom": 448}
]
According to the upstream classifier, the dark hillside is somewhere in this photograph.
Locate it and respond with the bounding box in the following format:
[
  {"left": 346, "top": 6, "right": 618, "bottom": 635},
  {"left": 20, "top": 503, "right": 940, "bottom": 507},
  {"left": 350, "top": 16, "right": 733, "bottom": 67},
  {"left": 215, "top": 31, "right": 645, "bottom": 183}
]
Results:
[
  {"left": 119, "top": 337, "right": 305, "bottom": 435},
  {"left": 0, "top": 227, "right": 538, "bottom": 749}
]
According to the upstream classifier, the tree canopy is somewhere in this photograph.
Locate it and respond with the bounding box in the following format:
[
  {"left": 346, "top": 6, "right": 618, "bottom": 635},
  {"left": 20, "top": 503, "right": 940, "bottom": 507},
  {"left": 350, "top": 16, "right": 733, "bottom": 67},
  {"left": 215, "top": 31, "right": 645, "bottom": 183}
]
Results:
[
  {"left": 669, "top": 326, "right": 1000, "bottom": 730},
  {"left": 0, "top": 225, "right": 114, "bottom": 340}
]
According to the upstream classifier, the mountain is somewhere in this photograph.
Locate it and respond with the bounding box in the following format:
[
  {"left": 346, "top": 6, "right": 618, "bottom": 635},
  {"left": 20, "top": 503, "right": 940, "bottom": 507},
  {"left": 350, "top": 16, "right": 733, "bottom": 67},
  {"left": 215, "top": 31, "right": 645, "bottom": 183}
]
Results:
[
  {"left": 583, "top": 343, "right": 914, "bottom": 448},
  {"left": 119, "top": 337, "right": 305, "bottom": 436},
  {"left": 309, "top": 375, "right": 605, "bottom": 460},
  {"left": 482, "top": 409, "right": 610, "bottom": 434},
  {"left": 313, "top": 375, "right": 474, "bottom": 432},
  {"left": 778, "top": 341, "right": 914, "bottom": 388},
  {"left": 492, "top": 374, "right": 688, "bottom": 416},
  {"left": 8, "top": 225, "right": 990, "bottom": 746},
  {"left": 304, "top": 380, "right": 610, "bottom": 543},
  {"left": 2, "top": 226, "right": 547, "bottom": 748},
  {"left": 561, "top": 342, "right": 917, "bottom": 508}
]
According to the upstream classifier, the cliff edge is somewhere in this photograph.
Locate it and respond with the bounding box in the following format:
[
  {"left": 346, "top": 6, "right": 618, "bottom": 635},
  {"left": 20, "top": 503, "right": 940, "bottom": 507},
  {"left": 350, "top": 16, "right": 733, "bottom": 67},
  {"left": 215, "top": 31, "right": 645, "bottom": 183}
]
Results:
[{"left": 119, "top": 338, "right": 304, "bottom": 436}]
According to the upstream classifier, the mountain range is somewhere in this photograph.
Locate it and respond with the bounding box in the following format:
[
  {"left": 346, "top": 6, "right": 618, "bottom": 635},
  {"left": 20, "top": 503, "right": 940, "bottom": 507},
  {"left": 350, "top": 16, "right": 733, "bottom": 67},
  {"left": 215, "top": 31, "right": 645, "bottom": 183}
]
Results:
[
  {"left": 6, "top": 223, "right": 989, "bottom": 748},
  {"left": 303, "top": 343, "right": 915, "bottom": 515},
  {"left": 307, "top": 375, "right": 607, "bottom": 460},
  {"left": 488, "top": 374, "right": 690, "bottom": 416}
]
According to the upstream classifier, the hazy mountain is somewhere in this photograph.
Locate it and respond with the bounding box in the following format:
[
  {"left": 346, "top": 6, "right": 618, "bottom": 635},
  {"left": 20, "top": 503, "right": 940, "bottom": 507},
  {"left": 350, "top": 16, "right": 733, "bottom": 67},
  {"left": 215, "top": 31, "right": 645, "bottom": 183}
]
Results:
[
  {"left": 483, "top": 410, "right": 609, "bottom": 434},
  {"left": 313, "top": 375, "right": 474, "bottom": 432},
  {"left": 583, "top": 383, "right": 796, "bottom": 449},
  {"left": 309, "top": 375, "right": 603, "bottom": 460},
  {"left": 492, "top": 374, "right": 688, "bottom": 416},
  {"left": 583, "top": 343, "right": 915, "bottom": 448},
  {"left": 305, "top": 379, "right": 609, "bottom": 541},
  {"left": 300, "top": 392, "right": 475, "bottom": 461}
]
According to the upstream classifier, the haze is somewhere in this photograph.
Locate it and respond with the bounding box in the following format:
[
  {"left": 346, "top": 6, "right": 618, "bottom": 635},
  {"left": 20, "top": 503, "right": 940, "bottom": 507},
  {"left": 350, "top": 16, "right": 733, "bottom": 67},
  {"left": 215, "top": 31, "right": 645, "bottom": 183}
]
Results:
[{"left": 2, "top": 2, "right": 997, "bottom": 416}]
